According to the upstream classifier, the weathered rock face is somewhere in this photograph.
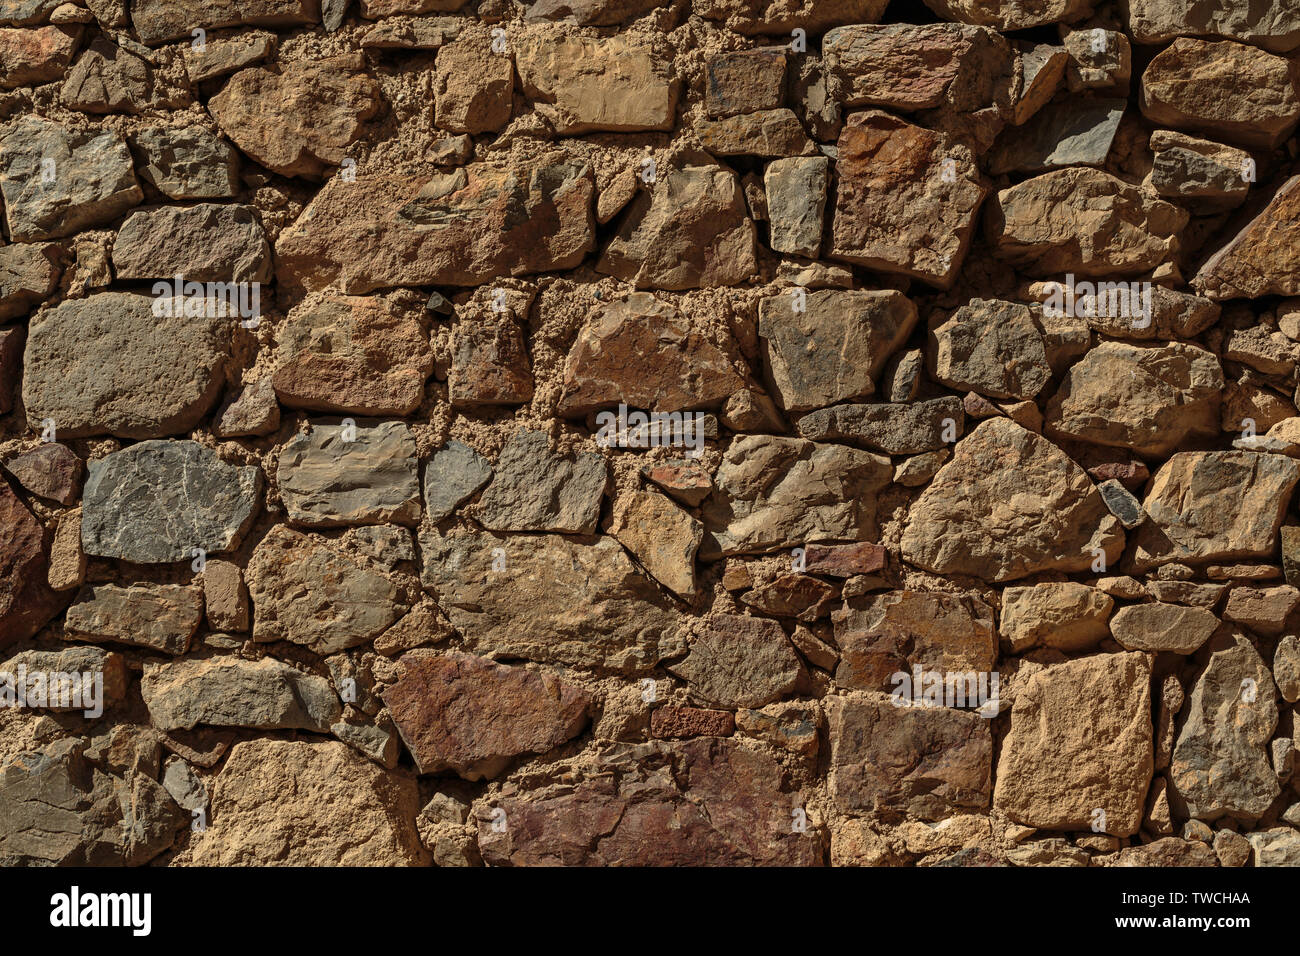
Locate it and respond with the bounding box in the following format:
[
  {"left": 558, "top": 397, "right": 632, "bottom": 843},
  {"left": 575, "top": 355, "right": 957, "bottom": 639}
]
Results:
[
  {"left": 668, "top": 614, "right": 803, "bottom": 708},
  {"left": 132, "top": 0, "right": 318, "bottom": 45},
  {"left": 189, "top": 740, "right": 428, "bottom": 865},
  {"left": 1000, "top": 583, "right": 1112, "bottom": 652},
  {"left": 66, "top": 583, "right": 202, "bottom": 655},
  {"left": 928, "top": 298, "right": 1051, "bottom": 401},
  {"left": 0, "top": 243, "right": 63, "bottom": 321},
  {"left": 1110, "top": 603, "right": 1218, "bottom": 654},
  {"left": 474, "top": 429, "right": 606, "bottom": 534},
  {"left": 797, "top": 397, "right": 963, "bottom": 455},
  {"left": 607, "top": 489, "right": 702, "bottom": 599},
  {"left": 995, "top": 653, "right": 1152, "bottom": 835},
  {"left": 111, "top": 203, "right": 270, "bottom": 283},
  {"left": 0, "top": 478, "right": 64, "bottom": 647},
  {"left": 1195, "top": 176, "right": 1300, "bottom": 301},
  {"left": 0, "top": 23, "right": 78, "bottom": 89},
  {"left": 1127, "top": 0, "right": 1300, "bottom": 52},
  {"left": 130, "top": 126, "right": 240, "bottom": 200},
  {"left": 433, "top": 31, "right": 513, "bottom": 134},
  {"left": 277, "top": 420, "right": 420, "bottom": 527},
  {"left": 922, "top": 0, "right": 1092, "bottom": 30},
  {"left": 81, "top": 441, "right": 262, "bottom": 563},
  {"left": 383, "top": 651, "right": 591, "bottom": 778},
  {"left": 901, "top": 418, "right": 1124, "bottom": 582},
  {"left": 141, "top": 656, "right": 341, "bottom": 732}
]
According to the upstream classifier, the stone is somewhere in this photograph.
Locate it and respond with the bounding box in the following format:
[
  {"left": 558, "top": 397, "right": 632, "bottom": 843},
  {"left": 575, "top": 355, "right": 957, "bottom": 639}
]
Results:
[
  {"left": 23, "top": 292, "right": 230, "bottom": 439},
  {"left": 757, "top": 289, "right": 917, "bottom": 413},
  {"left": 1172, "top": 631, "right": 1279, "bottom": 822},
  {"left": 214, "top": 378, "right": 280, "bottom": 438},
  {"left": 987, "top": 167, "right": 1185, "bottom": 276},
  {"left": 132, "top": 0, "right": 317, "bottom": 45},
  {"left": 81, "top": 441, "right": 261, "bottom": 563},
  {"left": 1111, "top": 838, "right": 1218, "bottom": 866},
  {"left": 988, "top": 97, "right": 1124, "bottom": 175},
  {"left": 1214, "top": 828, "right": 1252, "bottom": 867},
  {"left": 667, "top": 614, "right": 802, "bottom": 708},
  {"left": 3, "top": 443, "right": 82, "bottom": 505},
  {"left": 276, "top": 161, "right": 595, "bottom": 294},
  {"left": 433, "top": 30, "right": 513, "bottom": 134},
  {"left": 641, "top": 460, "right": 712, "bottom": 507},
  {"left": 650, "top": 706, "right": 735, "bottom": 738},
  {"left": 1225, "top": 327, "right": 1300, "bottom": 377},
  {"left": 901, "top": 418, "right": 1124, "bottom": 582},
  {"left": 0, "top": 23, "right": 78, "bottom": 89},
  {"left": 607, "top": 489, "right": 702, "bottom": 599},
  {"left": 1010, "top": 41, "right": 1067, "bottom": 124},
  {"left": 700, "top": 435, "right": 892, "bottom": 558},
  {"left": 705, "top": 47, "right": 786, "bottom": 118},
  {"left": 383, "top": 650, "right": 591, "bottom": 778},
  {"left": 525, "top": 0, "right": 668, "bottom": 25},
  {"left": 161, "top": 760, "right": 206, "bottom": 813},
  {"left": 0, "top": 0, "right": 61, "bottom": 24},
  {"left": 449, "top": 312, "right": 533, "bottom": 408},
  {"left": 804, "top": 542, "right": 886, "bottom": 578},
  {"left": 797, "top": 397, "right": 964, "bottom": 456},
  {"left": 1097, "top": 479, "right": 1143, "bottom": 530},
  {"left": 475, "top": 430, "right": 606, "bottom": 535},
  {"left": 741, "top": 574, "right": 838, "bottom": 621},
  {"left": 832, "top": 590, "right": 997, "bottom": 692},
  {"left": 995, "top": 653, "right": 1151, "bottom": 835},
  {"left": 183, "top": 32, "right": 274, "bottom": 83},
  {"left": 920, "top": 0, "right": 1092, "bottom": 30},
  {"left": 246, "top": 525, "right": 407, "bottom": 653},
  {"left": 1140, "top": 38, "right": 1299, "bottom": 149},
  {"left": 558, "top": 293, "right": 744, "bottom": 416},
  {"left": 209, "top": 55, "right": 380, "bottom": 179},
  {"left": 0, "top": 243, "right": 63, "bottom": 320},
  {"left": 1223, "top": 585, "right": 1300, "bottom": 636},
  {"left": 272, "top": 295, "right": 432, "bottom": 416},
  {"left": 597, "top": 165, "right": 756, "bottom": 290},
  {"left": 65, "top": 583, "right": 202, "bottom": 655},
  {"left": 0, "top": 327, "right": 19, "bottom": 415},
  {"left": 60, "top": 36, "right": 153, "bottom": 113},
  {"left": 419, "top": 530, "right": 685, "bottom": 673},
  {"left": 0, "top": 116, "right": 141, "bottom": 241},
  {"left": 1062, "top": 28, "right": 1128, "bottom": 92},
  {"left": 141, "top": 656, "right": 341, "bottom": 732},
  {"left": 1044, "top": 341, "right": 1223, "bottom": 458},
  {"left": 824, "top": 22, "right": 1012, "bottom": 112},
  {"left": 513, "top": 30, "right": 676, "bottom": 134},
  {"left": 203, "top": 559, "right": 248, "bottom": 632},
  {"left": 111, "top": 203, "right": 270, "bottom": 283},
  {"left": 929, "top": 299, "right": 1051, "bottom": 401},
  {"left": 47, "top": 509, "right": 85, "bottom": 592},
  {"left": 764, "top": 156, "right": 829, "bottom": 258},
  {"left": 999, "top": 583, "right": 1113, "bottom": 652},
  {"left": 0, "top": 480, "right": 63, "bottom": 646},
  {"left": 1247, "top": 828, "right": 1300, "bottom": 866},
  {"left": 189, "top": 740, "right": 428, "bottom": 865},
  {"left": 0, "top": 738, "right": 185, "bottom": 865},
  {"left": 1194, "top": 175, "right": 1300, "bottom": 301},
  {"left": 1126, "top": 0, "right": 1300, "bottom": 53},
  {"left": 830, "top": 110, "right": 986, "bottom": 289},
  {"left": 423, "top": 440, "right": 492, "bottom": 521},
  {"left": 1131, "top": 452, "right": 1299, "bottom": 571},
  {"left": 1275, "top": 635, "right": 1300, "bottom": 702},
  {"left": 697, "top": 109, "right": 811, "bottom": 158},
  {"left": 426, "top": 133, "right": 472, "bottom": 165},
  {"left": 826, "top": 692, "right": 992, "bottom": 819},
  {"left": 1109, "top": 603, "right": 1219, "bottom": 653},
  {"left": 0, "top": 645, "right": 127, "bottom": 710},
  {"left": 1149, "top": 130, "right": 1251, "bottom": 209}
]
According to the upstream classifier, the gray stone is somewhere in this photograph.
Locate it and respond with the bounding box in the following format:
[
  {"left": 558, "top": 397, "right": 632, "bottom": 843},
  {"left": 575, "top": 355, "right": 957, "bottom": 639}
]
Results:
[
  {"left": 989, "top": 97, "right": 1124, "bottom": 175},
  {"left": 130, "top": 125, "right": 239, "bottom": 200},
  {"left": 796, "top": 397, "right": 964, "bottom": 455},
  {"left": 141, "top": 656, "right": 342, "bottom": 732},
  {"left": 277, "top": 420, "right": 420, "bottom": 528},
  {"left": 111, "top": 203, "right": 271, "bottom": 283},
  {"left": 1248, "top": 828, "right": 1300, "bottom": 866},
  {"left": 929, "top": 298, "right": 1052, "bottom": 401},
  {"left": 765, "top": 156, "right": 829, "bottom": 259},
  {"left": 667, "top": 613, "right": 802, "bottom": 708},
  {"left": 161, "top": 759, "right": 206, "bottom": 812},
  {"left": 0, "top": 645, "right": 128, "bottom": 710},
  {"left": 60, "top": 36, "right": 154, "bottom": 113},
  {"left": 65, "top": 583, "right": 203, "bottom": 655},
  {"left": 422, "top": 440, "right": 492, "bottom": 521},
  {"left": 0, "top": 116, "right": 141, "bottom": 241},
  {"left": 475, "top": 430, "right": 607, "bottom": 535},
  {"left": 1098, "top": 478, "right": 1143, "bottom": 529},
  {"left": 81, "top": 440, "right": 262, "bottom": 563}
]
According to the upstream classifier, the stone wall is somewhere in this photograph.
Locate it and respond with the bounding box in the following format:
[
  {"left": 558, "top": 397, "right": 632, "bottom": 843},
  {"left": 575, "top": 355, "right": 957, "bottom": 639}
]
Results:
[{"left": 2, "top": 0, "right": 1300, "bottom": 867}]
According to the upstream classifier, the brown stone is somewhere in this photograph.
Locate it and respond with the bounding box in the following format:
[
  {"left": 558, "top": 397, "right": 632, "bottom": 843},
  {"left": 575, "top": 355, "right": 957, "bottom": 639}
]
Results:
[
  {"left": 741, "top": 573, "right": 838, "bottom": 622},
  {"left": 2, "top": 443, "right": 82, "bottom": 505},
  {"left": 804, "top": 542, "right": 886, "bottom": 578},
  {"left": 0, "top": 23, "right": 78, "bottom": 89},
  {"left": 667, "top": 613, "right": 803, "bottom": 708},
  {"left": 0, "top": 478, "right": 63, "bottom": 647},
  {"left": 1109, "top": 602, "right": 1219, "bottom": 653},
  {"left": 650, "top": 706, "right": 735, "bottom": 738}
]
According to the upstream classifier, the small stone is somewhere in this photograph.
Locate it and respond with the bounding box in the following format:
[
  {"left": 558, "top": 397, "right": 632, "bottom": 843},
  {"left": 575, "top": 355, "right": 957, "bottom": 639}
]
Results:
[
  {"left": 929, "top": 298, "right": 1051, "bottom": 400},
  {"left": 741, "top": 573, "right": 838, "bottom": 621},
  {"left": 111, "top": 203, "right": 270, "bottom": 283},
  {"left": 667, "top": 613, "right": 802, "bottom": 708},
  {"left": 0, "top": 243, "right": 63, "bottom": 321},
  {"left": 423, "top": 440, "right": 492, "bottom": 522},
  {"left": 1149, "top": 130, "right": 1251, "bottom": 210},
  {"left": 449, "top": 313, "right": 533, "bottom": 409},
  {"left": 698, "top": 108, "right": 811, "bottom": 157},
  {"left": 1274, "top": 635, "right": 1300, "bottom": 702},
  {"left": 183, "top": 32, "right": 274, "bottom": 83},
  {"left": 427, "top": 132, "right": 472, "bottom": 166},
  {"left": 1063, "top": 28, "right": 1129, "bottom": 92},
  {"left": 789, "top": 624, "right": 839, "bottom": 671},
  {"left": 705, "top": 46, "right": 785, "bottom": 118},
  {"left": 161, "top": 759, "right": 206, "bottom": 813},
  {"left": 433, "top": 30, "right": 513, "bottom": 134},
  {"left": 3, "top": 443, "right": 82, "bottom": 505},
  {"left": 132, "top": 0, "right": 316, "bottom": 45},
  {"left": 894, "top": 449, "right": 950, "bottom": 487},
  {"left": 650, "top": 706, "right": 735, "bottom": 738},
  {"left": 804, "top": 542, "right": 886, "bottom": 578},
  {"left": 1213, "top": 828, "right": 1252, "bottom": 867},
  {"left": 764, "top": 156, "right": 828, "bottom": 258},
  {"left": 46, "top": 509, "right": 84, "bottom": 592},
  {"left": 1194, "top": 175, "right": 1300, "bottom": 301},
  {"left": 989, "top": 97, "right": 1125, "bottom": 175},
  {"left": 65, "top": 583, "right": 202, "bottom": 655},
  {"left": 277, "top": 420, "right": 420, "bottom": 528},
  {"left": 641, "top": 459, "right": 712, "bottom": 507},
  {"left": 1109, "top": 603, "right": 1219, "bottom": 653},
  {"left": 797, "top": 397, "right": 964, "bottom": 455},
  {"left": 1223, "top": 585, "right": 1300, "bottom": 636},
  {"left": 475, "top": 430, "right": 606, "bottom": 535},
  {"left": 1097, "top": 479, "right": 1143, "bottom": 529},
  {"left": 60, "top": 36, "right": 153, "bottom": 113},
  {"left": 203, "top": 559, "right": 248, "bottom": 632},
  {"left": 0, "top": 23, "right": 78, "bottom": 89},
  {"left": 214, "top": 378, "right": 280, "bottom": 438}
]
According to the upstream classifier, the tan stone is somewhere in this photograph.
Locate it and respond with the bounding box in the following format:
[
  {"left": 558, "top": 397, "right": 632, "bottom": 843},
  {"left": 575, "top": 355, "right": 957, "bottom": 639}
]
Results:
[
  {"left": 1000, "top": 582, "right": 1112, "bottom": 652},
  {"left": 1110, "top": 603, "right": 1219, "bottom": 653},
  {"left": 608, "top": 489, "right": 702, "bottom": 599}
]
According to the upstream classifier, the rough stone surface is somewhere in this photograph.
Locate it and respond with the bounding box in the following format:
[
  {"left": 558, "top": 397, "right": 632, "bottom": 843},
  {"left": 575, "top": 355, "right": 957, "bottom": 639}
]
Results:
[
  {"left": 668, "top": 613, "right": 802, "bottom": 708},
  {"left": 277, "top": 420, "right": 420, "bottom": 528},
  {"left": 475, "top": 429, "right": 606, "bottom": 534},
  {"left": 65, "top": 583, "right": 202, "bottom": 655},
  {"left": 141, "top": 656, "right": 340, "bottom": 732}
]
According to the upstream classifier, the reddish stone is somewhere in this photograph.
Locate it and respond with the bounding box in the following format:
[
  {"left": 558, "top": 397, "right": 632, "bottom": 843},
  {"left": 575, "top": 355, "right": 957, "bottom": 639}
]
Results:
[
  {"left": 0, "top": 326, "right": 23, "bottom": 415},
  {"left": 642, "top": 460, "right": 713, "bottom": 507},
  {"left": 804, "top": 542, "right": 886, "bottom": 577},
  {"left": 0, "top": 479, "right": 66, "bottom": 648},
  {"left": 650, "top": 706, "right": 735, "bottom": 739},
  {"left": 741, "top": 573, "right": 839, "bottom": 621},
  {"left": 3, "top": 443, "right": 84, "bottom": 505}
]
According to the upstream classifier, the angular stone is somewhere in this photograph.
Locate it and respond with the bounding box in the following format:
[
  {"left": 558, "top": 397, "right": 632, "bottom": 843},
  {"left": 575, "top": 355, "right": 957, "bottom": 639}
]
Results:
[
  {"left": 558, "top": 293, "right": 744, "bottom": 416},
  {"left": 0, "top": 0, "right": 62, "bottom": 25},
  {"left": 901, "top": 418, "right": 1124, "bottom": 582},
  {"left": 797, "top": 397, "right": 964, "bottom": 455},
  {"left": 132, "top": 0, "right": 317, "bottom": 45},
  {"left": 3, "top": 443, "right": 82, "bottom": 505},
  {"left": 741, "top": 573, "right": 838, "bottom": 621},
  {"left": 359, "top": 16, "right": 461, "bottom": 49},
  {"left": 277, "top": 420, "right": 419, "bottom": 529},
  {"left": 60, "top": 36, "right": 153, "bottom": 113},
  {"left": 826, "top": 692, "right": 992, "bottom": 819},
  {"left": 47, "top": 509, "right": 85, "bottom": 592},
  {"left": 988, "top": 97, "right": 1124, "bottom": 175},
  {"left": 276, "top": 162, "right": 595, "bottom": 294},
  {"left": 804, "top": 542, "right": 886, "bottom": 577},
  {"left": 111, "top": 203, "right": 270, "bottom": 283},
  {"left": 525, "top": 0, "right": 668, "bottom": 25},
  {"left": 23, "top": 292, "right": 230, "bottom": 439},
  {"left": 1223, "top": 585, "right": 1300, "bottom": 636},
  {"left": 383, "top": 650, "right": 591, "bottom": 779},
  {"left": 214, "top": 378, "right": 280, "bottom": 438},
  {"left": 597, "top": 165, "right": 756, "bottom": 290},
  {"left": 419, "top": 530, "right": 685, "bottom": 673},
  {"left": 650, "top": 706, "right": 735, "bottom": 738},
  {"left": 1140, "top": 38, "right": 1299, "bottom": 149},
  {"left": 272, "top": 295, "right": 432, "bottom": 416},
  {"left": 995, "top": 653, "right": 1151, "bottom": 835},
  {"left": 824, "top": 22, "right": 1011, "bottom": 112},
  {"left": 1110, "top": 602, "right": 1218, "bottom": 653},
  {"left": 701, "top": 435, "right": 892, "bottom": 558},
  {"left": 449, "top": 311, "right": 533, "bottom": 408},
  {"left": 757, "top": 289, "right": 916, "bottom": 414},
  {"left": 1131, "top": 452, "right": 1299, "bottom": 570},
  {"left": 246, "top": 525, "right": 406, "bottom": 653},
  {"left": 921, "top": 0, "right": 1092, "bottom": 30},
  {"left": 1275, "top": 635, "right": 1300, "bottom": 703},
  {"left": 183, "top": 31, "right": 274, "bottom": 82},
  {"left": 608, "top": 489, "right": 702, "bottom": 599},
  {"left": 1195, "top": 175, "right": 1300, "bottom": 301},
  {"left": 210, "top": 55, "right": 380, "bottom": 179},
  {"left": 830, "top": 110, "right": 986, "bottom": 289},
  {"left": 999, "top": 582, "right": 1113, "bottom": 652},
  {"left": 1112, "top": 837, "right": 1217, "bottom": 866},
  {"left": 141, "top": 656, "right": 341, "bottom": 732},
  {"left": 0, "top": 645, "right": 127, "bottom": 711},
  {"left": 698, "top": 109, "right": 811, "bottom": 157},
  {"left": 82, "top": 441, "right": 261, "bottom": 563},
  {"left": 1149, "top": 130, "right": 1251, "bottom": 209},
  {"left": 203, "top": 559, "right": 248, "bottom": 632},
  {"left": 1172, "top": 631, "right": 1279, "bottom": 823},
  {"left": 764, "top": 156, "right": 828, "bottom": 258},
  {"left": 832, "top": 590, "right": 997, "bottom": 692},
  {"left": 0, "top": 116, "right": 141, "bottom": 241},
  {"left": 1127, "top": 0, "right": 1300, "bottom": 53},
  {"left": 0, "top": 23, "right": 78, "bottom": 89},
  {"left": 705, "top": 46, "right": 786, "bottom": 118},
  {"left": 433, "top": 30, "right": 512, "bottom": 134},
  {"left": 1248, "top": 829, "right": 1300, "bottom": 866},
  {"left": 667, "top": 613, "right": 802, "bottom": 708},
  {"left": 423, "top": 440, "right": 491, "bottom": 522},
  {"left": 126, "top": 125, "right": 237, "bottom": 202},
  {"left": 514, "top": 30, "right": 676, "bottom": 134},
  {"left": 189, "top": 740, "right": 428, "bottom": 865},
  {"left": 987, "top": 167, "right": 1185, "bottom": 276},
  {"left": 929, "top": 298, "right": 1051, "bottom": 401},
  {"left": 0, "top": 243, "right": 63, "bottom": 320},
  {"left": 1044, "top": 341, "right": 1223, "bottom": 458},
  {"left": 0, "top": 479, "right": 63, "bottom": 647},
  {"left": 469, "top": 430, "right": 606, "bottom": 535},
  {"left": 65, "top": 583, "right": 202, "bottom": 655}
]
